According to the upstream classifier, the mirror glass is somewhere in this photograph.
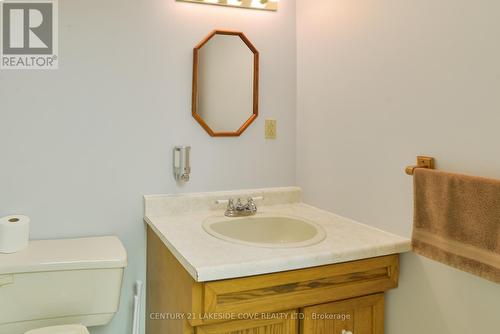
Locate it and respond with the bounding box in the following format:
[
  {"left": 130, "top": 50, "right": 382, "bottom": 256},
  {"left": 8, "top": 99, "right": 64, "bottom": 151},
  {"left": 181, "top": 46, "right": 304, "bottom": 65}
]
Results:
[{"left": 192, "top": 31, "right": 259, "bottom": 137}]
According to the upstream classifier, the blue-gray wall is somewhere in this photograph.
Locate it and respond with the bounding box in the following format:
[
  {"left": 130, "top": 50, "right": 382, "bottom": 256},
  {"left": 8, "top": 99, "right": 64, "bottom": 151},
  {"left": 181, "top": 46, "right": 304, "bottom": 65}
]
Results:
[{"left": 0, "top": 1, "right": 297, "bottom": 333}]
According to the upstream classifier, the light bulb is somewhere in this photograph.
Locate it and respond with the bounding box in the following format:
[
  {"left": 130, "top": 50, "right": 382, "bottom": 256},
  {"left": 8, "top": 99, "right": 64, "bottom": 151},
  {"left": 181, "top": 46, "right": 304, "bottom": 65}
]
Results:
[{"left": 251, "top": 0, "right": 266, "bottom": 9}]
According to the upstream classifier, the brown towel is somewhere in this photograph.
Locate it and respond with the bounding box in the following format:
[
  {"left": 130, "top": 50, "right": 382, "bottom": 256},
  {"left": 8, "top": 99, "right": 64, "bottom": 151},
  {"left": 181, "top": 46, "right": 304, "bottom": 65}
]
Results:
[{"left": 412, "top": 168, "right": 500, "bottom": 283}]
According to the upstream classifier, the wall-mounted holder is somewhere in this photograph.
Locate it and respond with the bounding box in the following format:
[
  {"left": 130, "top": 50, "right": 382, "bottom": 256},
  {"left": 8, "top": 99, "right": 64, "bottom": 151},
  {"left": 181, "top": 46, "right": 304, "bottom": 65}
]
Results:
[
  {"left": 173, "top": 146, "right": 191, "bottom": 182},
  {"left": 405, "top": 156, "right": 435, "bottom": 175}
]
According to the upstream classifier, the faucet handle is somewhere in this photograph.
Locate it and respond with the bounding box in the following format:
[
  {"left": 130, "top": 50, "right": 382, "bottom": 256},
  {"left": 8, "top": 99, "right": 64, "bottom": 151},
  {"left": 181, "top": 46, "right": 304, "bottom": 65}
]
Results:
[
  {"left": 228, "top": 198, "right": 235, "bottom": 210},
  {"left": 235, "top": 198, "right": 245, "bottom": 210},
  {"left": 246, "top": 197, "right": 256, "bottom": 210}
]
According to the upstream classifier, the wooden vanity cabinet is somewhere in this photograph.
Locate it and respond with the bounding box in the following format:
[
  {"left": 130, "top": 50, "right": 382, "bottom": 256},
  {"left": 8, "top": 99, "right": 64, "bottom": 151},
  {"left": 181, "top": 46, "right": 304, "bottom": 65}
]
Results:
[
  {"left": 196, "top": 310, "right": 298, "bottom": 334},
  {"left": 301, "top": 294, "right": 384, "bottom": 334},
  {"left": 147, "top": 227, "right": 399, "bottom": 334}
]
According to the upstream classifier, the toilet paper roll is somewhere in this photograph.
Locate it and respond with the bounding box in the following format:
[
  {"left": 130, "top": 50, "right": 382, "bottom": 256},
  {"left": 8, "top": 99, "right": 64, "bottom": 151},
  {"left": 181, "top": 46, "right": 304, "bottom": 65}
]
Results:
[{"left": 0, "top": 215, "right": 30, "bottom": 254}]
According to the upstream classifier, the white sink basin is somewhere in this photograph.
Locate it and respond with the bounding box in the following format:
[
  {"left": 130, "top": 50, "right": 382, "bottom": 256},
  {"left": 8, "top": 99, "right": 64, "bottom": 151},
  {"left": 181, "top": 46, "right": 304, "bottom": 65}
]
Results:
[{"left": 202, "top": 214, "right": 326, "bottom": 248}]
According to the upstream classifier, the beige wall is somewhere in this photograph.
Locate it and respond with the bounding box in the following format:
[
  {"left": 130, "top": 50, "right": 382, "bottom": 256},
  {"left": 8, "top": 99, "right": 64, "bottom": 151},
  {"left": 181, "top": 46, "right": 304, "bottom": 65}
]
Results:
[{"left": 296, "top": 0, "right": 500, "bottom": 332}]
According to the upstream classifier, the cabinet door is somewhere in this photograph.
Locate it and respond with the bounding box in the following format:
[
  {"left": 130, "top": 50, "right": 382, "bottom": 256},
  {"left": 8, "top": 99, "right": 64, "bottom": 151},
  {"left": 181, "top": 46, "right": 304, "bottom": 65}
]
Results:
[
  {"left": 196, "top": 310, "right": 298, "bottom": 334},
  {"left": 301, "top": 294, "right": 384, "bottom": 334}
]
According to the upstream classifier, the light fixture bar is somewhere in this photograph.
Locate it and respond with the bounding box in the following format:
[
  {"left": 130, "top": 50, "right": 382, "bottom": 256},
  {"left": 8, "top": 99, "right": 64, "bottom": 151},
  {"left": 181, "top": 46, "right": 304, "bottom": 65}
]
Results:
[{"left": 176, "top": 0, "right": 278, "bottom": 12}]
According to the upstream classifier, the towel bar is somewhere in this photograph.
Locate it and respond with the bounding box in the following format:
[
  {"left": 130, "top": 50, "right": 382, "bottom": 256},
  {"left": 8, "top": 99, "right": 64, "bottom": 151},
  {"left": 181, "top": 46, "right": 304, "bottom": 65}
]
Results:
[{"left": 405, "top": 156, "right": 435, "bottom": 175}]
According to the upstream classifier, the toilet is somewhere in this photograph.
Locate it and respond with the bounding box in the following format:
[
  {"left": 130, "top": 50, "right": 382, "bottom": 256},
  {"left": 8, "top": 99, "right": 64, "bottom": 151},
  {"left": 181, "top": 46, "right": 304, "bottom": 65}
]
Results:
[{"left": 0, "top": 236, "right": 127, "bottom": 334}]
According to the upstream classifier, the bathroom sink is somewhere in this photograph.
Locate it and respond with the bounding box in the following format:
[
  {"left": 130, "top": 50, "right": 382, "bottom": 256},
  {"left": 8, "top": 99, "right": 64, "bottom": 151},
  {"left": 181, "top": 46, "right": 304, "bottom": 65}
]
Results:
[{"left": 202, "top": 215, "right": 326, "bottom": 248}]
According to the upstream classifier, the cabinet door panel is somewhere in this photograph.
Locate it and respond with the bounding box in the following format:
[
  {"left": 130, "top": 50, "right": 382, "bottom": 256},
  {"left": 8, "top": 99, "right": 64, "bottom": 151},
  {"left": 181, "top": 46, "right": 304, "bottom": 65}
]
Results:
[
  {"left": 196, "top": 310, "right": 298, "bottom": 334},
  {"left": 301, "top": 294, "right": 383, "bottom": 334}
]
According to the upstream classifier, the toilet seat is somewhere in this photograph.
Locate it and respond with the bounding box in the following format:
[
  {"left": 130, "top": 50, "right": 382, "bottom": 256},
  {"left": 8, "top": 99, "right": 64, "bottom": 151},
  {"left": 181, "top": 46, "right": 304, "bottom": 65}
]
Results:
[{"left": 24, "top": 324, "right": 89, "bottom": 334}]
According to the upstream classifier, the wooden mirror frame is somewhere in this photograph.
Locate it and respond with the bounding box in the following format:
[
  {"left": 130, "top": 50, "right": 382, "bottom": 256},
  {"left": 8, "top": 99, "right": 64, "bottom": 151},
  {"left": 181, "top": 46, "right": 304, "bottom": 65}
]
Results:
[{"left": 192, "top": 30, "right": 259, "bottom": 137}]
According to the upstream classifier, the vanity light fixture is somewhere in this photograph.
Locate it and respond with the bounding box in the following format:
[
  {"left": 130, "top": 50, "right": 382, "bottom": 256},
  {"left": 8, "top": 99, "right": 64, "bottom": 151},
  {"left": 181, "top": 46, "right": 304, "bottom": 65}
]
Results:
[{"left": 177, "top": 0, "right": 278, "bottom": 11}]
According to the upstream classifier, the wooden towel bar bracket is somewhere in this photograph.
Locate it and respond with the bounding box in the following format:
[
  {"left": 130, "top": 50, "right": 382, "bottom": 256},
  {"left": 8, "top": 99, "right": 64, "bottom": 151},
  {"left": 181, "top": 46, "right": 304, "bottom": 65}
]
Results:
[{"left": 405, "top": 156, "right": 435, "bottom": 175}]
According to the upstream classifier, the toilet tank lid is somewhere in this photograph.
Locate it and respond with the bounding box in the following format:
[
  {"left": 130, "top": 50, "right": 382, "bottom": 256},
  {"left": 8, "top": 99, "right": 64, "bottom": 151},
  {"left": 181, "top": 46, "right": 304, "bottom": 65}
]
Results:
[
  {"left": 25, "top": 324, "right": 89, "bottom": 334},
  {"left": 0, "top": 236, "right": 127, "bottom": 275}
]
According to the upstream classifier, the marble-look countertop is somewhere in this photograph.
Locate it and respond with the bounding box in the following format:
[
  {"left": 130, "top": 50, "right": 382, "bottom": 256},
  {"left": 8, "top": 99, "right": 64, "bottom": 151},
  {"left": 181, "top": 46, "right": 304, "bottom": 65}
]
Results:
[{"left": 144, "top": 187, "right": 411, "bottom": 282}]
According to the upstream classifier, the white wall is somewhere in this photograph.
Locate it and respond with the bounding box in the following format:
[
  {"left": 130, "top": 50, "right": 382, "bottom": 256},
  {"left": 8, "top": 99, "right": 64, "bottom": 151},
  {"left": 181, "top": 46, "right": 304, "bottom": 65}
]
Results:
[
  {"left": 296, "top": 0, "right": 500, "bottom": 333},
  {"left": 0, "top": 0, "right": 296, "bottom": 333}
]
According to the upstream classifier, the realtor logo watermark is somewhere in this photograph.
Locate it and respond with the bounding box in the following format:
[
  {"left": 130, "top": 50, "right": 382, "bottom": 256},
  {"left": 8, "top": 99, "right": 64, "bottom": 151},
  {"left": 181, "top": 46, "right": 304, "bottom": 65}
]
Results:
[{"left": 1, "top": 0, "right": 58, "bottom": 69}]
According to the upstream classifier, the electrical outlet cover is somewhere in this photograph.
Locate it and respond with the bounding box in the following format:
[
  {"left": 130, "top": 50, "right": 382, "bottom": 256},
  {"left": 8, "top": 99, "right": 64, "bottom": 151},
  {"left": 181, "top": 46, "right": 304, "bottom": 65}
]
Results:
[{"left": 265, "top": 119, "right": 277, "bottom": 139}]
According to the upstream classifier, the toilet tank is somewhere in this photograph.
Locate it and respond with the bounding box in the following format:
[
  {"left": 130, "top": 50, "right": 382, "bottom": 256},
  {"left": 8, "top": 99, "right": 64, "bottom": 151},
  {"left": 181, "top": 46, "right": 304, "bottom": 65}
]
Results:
[{"left": 0, "top": 236, "right": 127, "bottom": 334}]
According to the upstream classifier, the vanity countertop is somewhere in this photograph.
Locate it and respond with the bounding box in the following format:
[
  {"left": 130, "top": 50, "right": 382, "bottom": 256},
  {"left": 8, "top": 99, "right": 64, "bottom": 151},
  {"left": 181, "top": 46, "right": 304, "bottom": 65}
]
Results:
[{"left": 144, "top": 187, "right": 411, "bottom": 282}]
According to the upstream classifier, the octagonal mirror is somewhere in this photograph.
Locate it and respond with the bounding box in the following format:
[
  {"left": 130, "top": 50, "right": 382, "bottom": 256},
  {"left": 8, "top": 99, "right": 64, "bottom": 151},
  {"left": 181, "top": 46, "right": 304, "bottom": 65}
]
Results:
[{"left": 192, "top": 30, "right": 259, "bottom": 137}]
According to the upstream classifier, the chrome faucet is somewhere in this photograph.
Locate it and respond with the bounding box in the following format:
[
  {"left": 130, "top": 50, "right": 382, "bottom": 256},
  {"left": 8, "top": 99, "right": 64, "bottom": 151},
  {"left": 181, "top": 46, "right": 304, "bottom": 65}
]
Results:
[{"left": 224, "top": 197, "right": 259, "bottom": 217}]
